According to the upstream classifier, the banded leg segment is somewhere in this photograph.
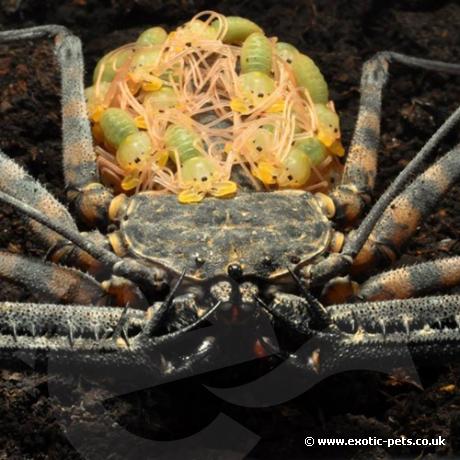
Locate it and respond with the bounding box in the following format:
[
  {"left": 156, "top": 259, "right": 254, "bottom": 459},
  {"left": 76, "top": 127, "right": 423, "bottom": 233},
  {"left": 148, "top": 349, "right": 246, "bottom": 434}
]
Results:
[
  {"left": 352, "top": 143, "right": 460, "bottom": 273},
  {"left": 55, "top": 28, "right": 113, "bottom": 226},
  {"left": 331, "top": 52, "right": 460, "bottom": 224},
  {"left": 0, "top": 250, "right": 108, "bottom": 305},
  {"left": 330, "top": 53, "right": 386, "bottom": 222},
  {"left": 305, "top": 105, "right": 460, "bottom": 288},
  {"left": 0, "top": 150, "right": 103, "bottom": 272},
  {"left": 0, "top": 26, "right": 113, "bottom": 227},
  {"left": 0, "top": 149, "right": 77, "bottom": 246},
  {"left": 357, "top": 256, "right": 460, "bottom": 301}
]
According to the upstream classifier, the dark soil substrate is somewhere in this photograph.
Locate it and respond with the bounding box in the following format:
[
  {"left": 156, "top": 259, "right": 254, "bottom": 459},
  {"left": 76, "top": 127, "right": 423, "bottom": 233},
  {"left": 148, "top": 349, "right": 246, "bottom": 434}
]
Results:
[{"left": 1, "top": 1, "right": 460, "bottom": 458}]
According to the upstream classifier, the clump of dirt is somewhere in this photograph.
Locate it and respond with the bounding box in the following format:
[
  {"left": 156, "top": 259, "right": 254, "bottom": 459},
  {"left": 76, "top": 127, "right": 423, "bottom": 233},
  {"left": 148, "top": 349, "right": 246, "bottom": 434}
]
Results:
[{"left": 0, "top": 1, "right": 460, "bottom": 458}]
